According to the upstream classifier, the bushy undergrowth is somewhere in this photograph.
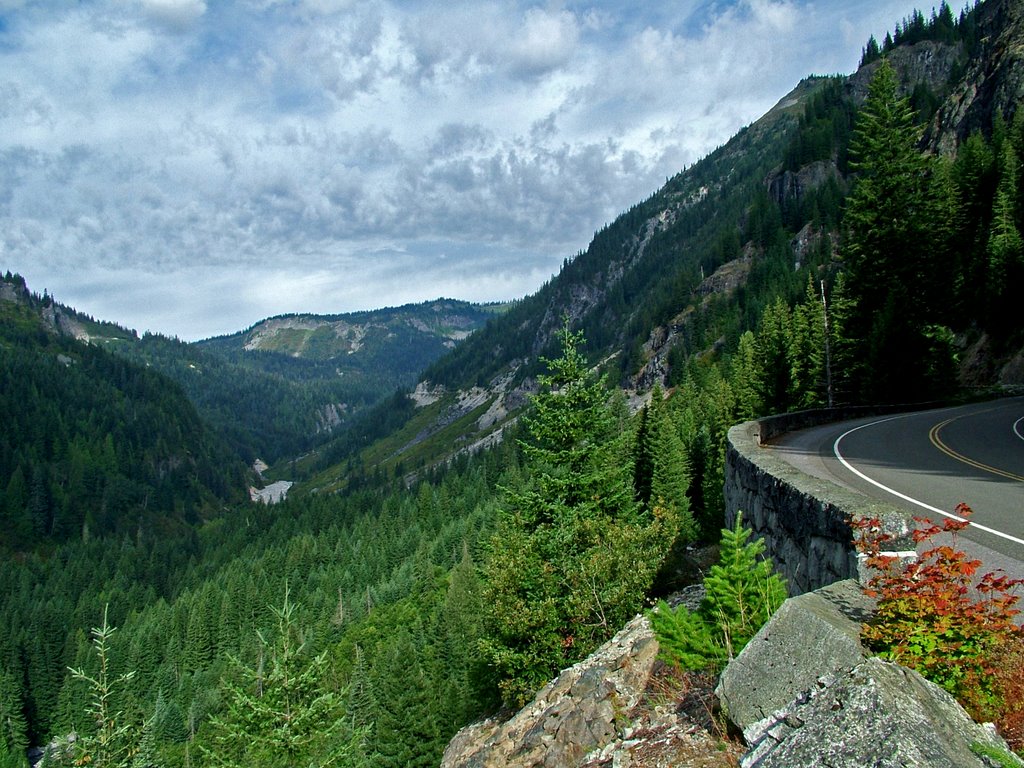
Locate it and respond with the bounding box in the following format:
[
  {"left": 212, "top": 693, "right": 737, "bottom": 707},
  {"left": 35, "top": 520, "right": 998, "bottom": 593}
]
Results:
[{"left": 853, "top": 505, "right": 1024, "bottom": 753}]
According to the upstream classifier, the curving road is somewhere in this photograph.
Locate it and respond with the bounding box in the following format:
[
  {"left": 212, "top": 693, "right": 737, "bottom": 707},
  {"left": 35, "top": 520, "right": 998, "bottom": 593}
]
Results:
[{"left": 767, "top": 397, "right": 1024, "bottom": 580}]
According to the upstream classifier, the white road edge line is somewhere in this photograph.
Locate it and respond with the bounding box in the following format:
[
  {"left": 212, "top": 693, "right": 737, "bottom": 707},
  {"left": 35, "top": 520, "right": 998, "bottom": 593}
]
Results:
[
  {"left": 833, "top": 416, "right": 1024, "bottom": 547},
  {"left": 1014, "top": 415, "right": 1024, "bottom": 442}
]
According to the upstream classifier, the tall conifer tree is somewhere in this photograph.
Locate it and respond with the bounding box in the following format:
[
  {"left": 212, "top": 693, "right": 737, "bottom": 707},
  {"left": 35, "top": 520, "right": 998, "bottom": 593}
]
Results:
[
  {"left": 987, "top": 140, "right": 1024, "bottom": 333},
  {"left": 200, "top": 589, "right": 364, "bottom": 768},
  {"left": 481, "top": 322, "right": 678, "bottom": 706},
  {"left": 842, "top": 59, "right": 953, "bottom": 400}
]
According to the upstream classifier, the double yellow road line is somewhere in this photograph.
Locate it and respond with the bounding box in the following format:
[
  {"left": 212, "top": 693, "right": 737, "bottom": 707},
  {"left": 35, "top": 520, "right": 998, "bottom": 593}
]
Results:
[{"left": 929, "top": 414, "right": 1024, "bottom": 482}]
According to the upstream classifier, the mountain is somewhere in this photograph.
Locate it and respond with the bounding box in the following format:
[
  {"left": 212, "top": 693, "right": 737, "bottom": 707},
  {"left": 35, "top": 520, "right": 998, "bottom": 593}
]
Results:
[
  {"left": 201, "top": 300, "right": 497, "bottom": 364},
  {"left": 192, "top": 300, "right": 499, "bottom": 458},
  {"left": 3, "top": 2, "right": 1024, "bottom": 766},
  {"left": 13, "top": 291, "right": 498, "bottom": 467},
  {"left": 302, "top": 0, "right": 1023, "bottom": 492},
  {"left": 294, "top": 78, "right": 828, "bottom": 490},
  {"left": 0, "top": 274, "right": 247, "bottom": 550}
]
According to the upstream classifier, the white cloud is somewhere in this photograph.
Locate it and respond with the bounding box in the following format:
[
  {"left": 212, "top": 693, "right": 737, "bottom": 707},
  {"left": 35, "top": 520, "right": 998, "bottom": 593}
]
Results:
[
  {"left": 507, "top": 8, "right": 581, "bottom": 77},
  {"left": 138, "top": 0, "right": 207, "bottom": 32},
  {"left": 0, "top": 0, "right": 930, "bottom": 340}
]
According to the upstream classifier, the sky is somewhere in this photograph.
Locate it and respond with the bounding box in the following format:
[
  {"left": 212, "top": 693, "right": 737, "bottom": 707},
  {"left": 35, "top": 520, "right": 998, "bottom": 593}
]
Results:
[{"left": 0, "top": 0, "right": 929, "bottom": 341}]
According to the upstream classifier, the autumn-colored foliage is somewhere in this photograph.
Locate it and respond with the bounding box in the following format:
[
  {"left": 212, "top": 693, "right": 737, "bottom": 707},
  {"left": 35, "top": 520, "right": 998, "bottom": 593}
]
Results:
[{"left": 852, "top": 504, "right": 1024, "bottom": 750}]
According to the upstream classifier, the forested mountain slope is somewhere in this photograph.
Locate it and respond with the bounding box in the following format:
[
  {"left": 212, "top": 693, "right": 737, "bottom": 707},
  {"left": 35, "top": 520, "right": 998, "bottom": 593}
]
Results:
[
  {"left": 0, "top": 274, "right": 247, "bottom": 551},
  {"left": 0, "top": 277, "right": 496, "bottom": 466},
  {"left": 189, "top": 300, "right": 497, "bottom": 461},
  {"left": 423, "top": 1, "right": 1006, "bottom": 397},
  {"left": 2, "top": 2, "right": 1024, "bottom": 767},
  {"left": 305, "top": 0, "right": 1021, "bottom": 492}
]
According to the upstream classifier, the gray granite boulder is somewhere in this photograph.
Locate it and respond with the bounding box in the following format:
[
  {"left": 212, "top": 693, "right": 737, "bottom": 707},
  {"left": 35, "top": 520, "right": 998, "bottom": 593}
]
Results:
[
  {"left": 440, "top": 615, "right": 659, "bottom": 768},
  {"left": 716, "top": 579, "right": 873, "bottom": 741},
  {"left": 741, "top": 656, "right": 1014, "bottom": 768},
  {"left": 718, "top": 578, "right": 1018, "bottom": 767}
]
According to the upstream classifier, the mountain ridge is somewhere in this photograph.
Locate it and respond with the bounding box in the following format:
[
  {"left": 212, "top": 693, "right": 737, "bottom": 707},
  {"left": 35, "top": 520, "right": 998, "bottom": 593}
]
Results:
[
  {"left": 0, "top": 273, "right": 248, "bottom": 549},
  {"left": 0, "top": 275, "right": 500, "bottom": 465},
  {"left": 290, "top": 0, "right": 1024, "bottom": 499}
]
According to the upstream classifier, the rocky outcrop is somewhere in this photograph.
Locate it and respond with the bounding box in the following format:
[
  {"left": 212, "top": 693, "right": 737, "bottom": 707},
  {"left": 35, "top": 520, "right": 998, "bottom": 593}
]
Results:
[
  {"left": 0, "top": 278, "right": 24, "bottom": 303},
  {"left": 930, "top": 0, "right": 1024, "bottom": 153},
  {"left": 316, "top": 402, "right": 348, "bottom": 432},
  {"left": 576, "top": 711, "right": 740, "bottom": 768},
  {"left": 440, "top": 615, "right": 744, "bottom": 768},
  {"left": 848, "top": 40, "right": 965, "bottom": 106},
  {"left": 440, "top": 616, "right": 660, "bottom": 768},
  {"left": 718, "top": 580, "right": 1015, "bottom": 768},
  {"left": 248, "top": 480, "right": 293, "bottom": 504},
  {"left": 716, "top": 580, "right": 873, "bottom": 739},
  {"left": 767, "top": 161, "right": 842, "bottom": 209},
  {"left": 789, "top": 223, "right": 837, "bottom": 269},
  {"left": 958, "top": 332, "right": 1024, "bottom": 388},
  {"left": 742, "top": 657, "right": 1013, "bottom": 768},
  {"left": 632, "top": 255, "right": 752, "bottom": 391},
  {"left": 442, "top": 579, "right": 1019, "bottom": 768}
]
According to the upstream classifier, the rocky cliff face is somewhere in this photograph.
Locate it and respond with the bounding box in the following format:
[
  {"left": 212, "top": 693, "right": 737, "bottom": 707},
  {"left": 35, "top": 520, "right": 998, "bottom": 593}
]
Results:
[
  {"left": 440, "top": 615, "right": 742, "bottom": 768},
  {"left": 930, "top": 0, "right": 1024, "bottom": 153},
  {"left": 848, "top": 39, "right": 965, "bottom": 105}
]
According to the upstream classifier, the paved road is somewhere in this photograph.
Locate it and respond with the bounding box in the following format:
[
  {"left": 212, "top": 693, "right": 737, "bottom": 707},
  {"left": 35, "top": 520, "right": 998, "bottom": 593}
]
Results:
[{"left": 767, "top": 397, "right": 1024, "bottom": 580}]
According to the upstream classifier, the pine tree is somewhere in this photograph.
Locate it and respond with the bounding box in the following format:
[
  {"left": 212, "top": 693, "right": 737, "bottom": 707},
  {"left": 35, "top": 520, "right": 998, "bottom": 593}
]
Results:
[
  {"left": 987, "top": 139, "right": 1024, "bottom": 333},
  {"left": 671, "top": 364, "right": 735, "bottom": 539},
  {"left": 65, "top": 606, "right": 139, "bottom": 768},
  {"left": 346, "top": 646, "right": 375, "bottom": 736},
  {"left": 842, "top": 59, "right": 952, "bottom": 401},
  {"left": 2, "top": 466, "right": 31, "bottom": 548},
  {"left": 650, "top": 514, "right": 786, "bottom": 672},
  {"left": 129, "top": 714, "right": 157, "bottom": 768},
  {"left": 824, "top": 272, "right": 856, "bottom": 405},
  {"left": 860, "top": 34, "right": 881, "bottom": 67},
  {"left": 951, "top": 131, "right": 997, "bottom": 316},
  {"left": 199, "top": 587, "right": 364, "bottom": 768},
  {"left": 635, "top": 387, "right": 694, "bottom": 542},
  {"left": 512, "top": 322, "right": 632, "bottom": 526},
  {"left": 632, "top": 404, "right": 656, "bottom": 511},
  {"left": 481, "top": 322, "right": 678, "bottom": 706},
  {"left": 370, "top": 628, "right": 439, "bottom": 768},
  {"left": 754, "top": 298, "right": 793, "bottom": 412},
  {"left": 790, "top": 276, "right": 831, "bottom": 409},
  {"left": 729, "top": 331, "right": 763, "bottom": 419},
  {"left": 438, "top": 544, "right": 490, "bottom": 729},
  {"left": 0, "top": 669, "right": 27, "bottom": 768}
]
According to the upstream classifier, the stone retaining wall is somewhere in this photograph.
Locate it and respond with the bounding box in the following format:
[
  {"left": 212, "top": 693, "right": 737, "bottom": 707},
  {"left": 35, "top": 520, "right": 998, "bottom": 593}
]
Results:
[{"left": 725, "top": 410, "right": 914, "bottom": 595}]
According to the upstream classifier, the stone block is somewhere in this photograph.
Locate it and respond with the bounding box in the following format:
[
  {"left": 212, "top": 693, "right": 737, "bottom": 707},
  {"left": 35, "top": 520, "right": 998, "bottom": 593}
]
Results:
[{"left": 716, "top": 579, "right": 873, "bottom": 741}]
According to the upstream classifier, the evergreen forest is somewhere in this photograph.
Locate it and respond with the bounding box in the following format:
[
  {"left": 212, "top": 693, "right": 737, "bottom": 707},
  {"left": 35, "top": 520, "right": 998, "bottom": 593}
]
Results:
[{"left": 1, "top": 2, "right": 1023, "bottom": 766}]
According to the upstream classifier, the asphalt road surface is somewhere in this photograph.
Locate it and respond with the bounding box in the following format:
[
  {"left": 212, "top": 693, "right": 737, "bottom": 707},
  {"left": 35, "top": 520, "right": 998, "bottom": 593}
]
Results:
[{"left": 767, "top": 397, "right": 1024, "bottom": 581}]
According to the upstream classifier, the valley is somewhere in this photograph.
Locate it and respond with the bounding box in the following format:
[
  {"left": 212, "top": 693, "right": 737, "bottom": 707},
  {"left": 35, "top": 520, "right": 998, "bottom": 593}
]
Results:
[{"left": 2, "top": 0, "right": 1024, "bottom": 766}]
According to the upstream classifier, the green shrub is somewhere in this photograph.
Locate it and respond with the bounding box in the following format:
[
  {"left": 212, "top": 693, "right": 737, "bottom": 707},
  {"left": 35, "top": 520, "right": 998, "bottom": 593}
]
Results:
[{"left": 650, "top": 513, "right": 786, "bottom": 672}]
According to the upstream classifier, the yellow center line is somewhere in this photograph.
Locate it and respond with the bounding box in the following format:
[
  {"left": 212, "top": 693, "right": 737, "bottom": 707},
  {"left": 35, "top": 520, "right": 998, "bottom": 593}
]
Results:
[{"left": 929, "top": 415, "right": 1024, "bottom": 483}]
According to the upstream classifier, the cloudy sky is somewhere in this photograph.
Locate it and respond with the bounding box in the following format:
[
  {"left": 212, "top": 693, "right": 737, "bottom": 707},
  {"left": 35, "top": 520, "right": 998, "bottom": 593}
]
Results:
[{"left": 1, "top": 0, "right": 926, "bottom": 340}]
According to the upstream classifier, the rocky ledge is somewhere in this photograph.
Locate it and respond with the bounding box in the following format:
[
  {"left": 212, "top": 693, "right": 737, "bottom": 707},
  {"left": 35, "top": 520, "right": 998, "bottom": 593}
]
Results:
[
  {"left": 442, "top": 580, "right": 1020, "bottom": 768},
  {"left": 440, "top": 614, "right": 741, "bottom": 768}
]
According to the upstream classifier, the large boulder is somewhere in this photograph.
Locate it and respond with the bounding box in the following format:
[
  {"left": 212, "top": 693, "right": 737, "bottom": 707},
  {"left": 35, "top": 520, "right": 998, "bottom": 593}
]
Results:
[
  {"left": 717, "top": 578, "right": 1016, "bottom": 767},
  {"left": 716, "top": 579, "right": 873, "bottom": 740},
  {"left": 742, "top": 657, "right": 1012, "bottom": 768},
  {"left": 440, "top": 615, "right": 659, "bottom": 768}
]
